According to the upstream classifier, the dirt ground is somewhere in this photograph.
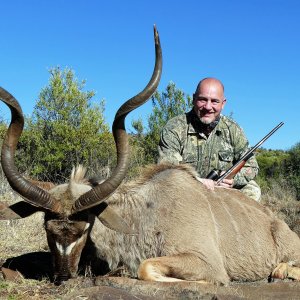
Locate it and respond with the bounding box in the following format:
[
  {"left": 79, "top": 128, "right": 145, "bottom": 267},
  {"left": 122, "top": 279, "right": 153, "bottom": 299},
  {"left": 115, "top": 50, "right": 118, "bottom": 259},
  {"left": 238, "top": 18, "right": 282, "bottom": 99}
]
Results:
[{"left": 1, "top": 251, "right": 300, "bottom": 300}]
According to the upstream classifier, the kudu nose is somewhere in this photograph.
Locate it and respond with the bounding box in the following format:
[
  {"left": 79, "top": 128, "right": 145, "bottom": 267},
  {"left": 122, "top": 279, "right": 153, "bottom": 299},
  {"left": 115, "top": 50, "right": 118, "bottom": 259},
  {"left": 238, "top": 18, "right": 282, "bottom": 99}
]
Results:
[{"left": 54, "top": 274, "right": 70, "bottom": 286}]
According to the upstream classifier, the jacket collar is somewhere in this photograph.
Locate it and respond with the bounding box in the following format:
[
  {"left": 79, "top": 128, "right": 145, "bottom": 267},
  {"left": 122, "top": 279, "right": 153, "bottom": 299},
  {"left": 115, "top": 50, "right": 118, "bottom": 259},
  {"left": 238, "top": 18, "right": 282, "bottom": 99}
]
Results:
[{"left": 186, "top": 110, "right": 222, "bottom": 136}]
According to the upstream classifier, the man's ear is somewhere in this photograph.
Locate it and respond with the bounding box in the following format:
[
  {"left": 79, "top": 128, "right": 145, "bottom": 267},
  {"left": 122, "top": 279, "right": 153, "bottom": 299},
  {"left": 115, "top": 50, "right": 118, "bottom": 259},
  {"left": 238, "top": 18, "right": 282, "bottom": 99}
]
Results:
[
  {"left": 90, "top": 202, "right": 138, "bottom": 235},
  {"left": 222, "top": 98, "right": 227, "bottom": 108},
  {"left": 0, "top": 201, "right": 41, "bottom": 220}
]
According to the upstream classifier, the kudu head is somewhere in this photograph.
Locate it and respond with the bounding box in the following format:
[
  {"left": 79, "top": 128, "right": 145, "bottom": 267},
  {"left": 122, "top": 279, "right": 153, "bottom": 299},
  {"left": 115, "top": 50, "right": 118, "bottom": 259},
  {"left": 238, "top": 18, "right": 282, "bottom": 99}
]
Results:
[{"left": 0, "top": 26, "right": 162, "bottom": 285}]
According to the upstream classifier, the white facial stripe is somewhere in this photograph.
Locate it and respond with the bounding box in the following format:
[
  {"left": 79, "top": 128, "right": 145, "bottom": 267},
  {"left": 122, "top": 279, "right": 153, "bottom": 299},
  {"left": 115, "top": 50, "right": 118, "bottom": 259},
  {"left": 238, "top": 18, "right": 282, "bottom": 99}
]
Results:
[
  {"left": 55, "top": 233, "right": 88, "bottom": 255},
  {"left": 56, "top": 242, "right": 64, "bottom": 255},
  {"left": 65, "top": 241, "right": 76, "bottom": 255}
]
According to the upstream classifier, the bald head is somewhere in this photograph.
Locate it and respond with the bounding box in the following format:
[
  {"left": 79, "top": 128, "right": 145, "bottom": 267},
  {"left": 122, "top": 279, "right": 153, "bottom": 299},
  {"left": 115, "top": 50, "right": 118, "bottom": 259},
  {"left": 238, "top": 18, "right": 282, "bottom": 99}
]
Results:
[{"left": 195, "top": 77, "right": 225, "bottom": 95}]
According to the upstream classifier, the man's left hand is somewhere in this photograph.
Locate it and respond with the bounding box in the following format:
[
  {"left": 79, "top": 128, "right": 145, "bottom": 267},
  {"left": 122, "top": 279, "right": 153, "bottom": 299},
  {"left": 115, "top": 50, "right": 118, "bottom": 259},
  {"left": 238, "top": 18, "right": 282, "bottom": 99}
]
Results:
[{"left": 217, "top": 178, "right": 234, "bottom": 188}]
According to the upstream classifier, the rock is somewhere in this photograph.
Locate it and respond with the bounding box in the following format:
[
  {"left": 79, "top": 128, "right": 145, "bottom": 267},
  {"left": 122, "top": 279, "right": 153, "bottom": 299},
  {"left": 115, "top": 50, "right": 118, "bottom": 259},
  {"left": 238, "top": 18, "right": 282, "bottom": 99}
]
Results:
[{"left": 1, "top": 267, "right": 24, "bottom": 282}]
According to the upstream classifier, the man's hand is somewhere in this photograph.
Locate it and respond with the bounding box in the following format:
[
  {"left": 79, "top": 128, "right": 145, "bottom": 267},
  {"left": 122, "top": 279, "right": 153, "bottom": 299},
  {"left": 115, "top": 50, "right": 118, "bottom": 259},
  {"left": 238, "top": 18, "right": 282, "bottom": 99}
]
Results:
[
  {"left": 197, "top": 177, "right": 234, "bottom": 190},
  {"left": 197, "top": 178, "right": 215, "bottom": 190},
  {"left": 217, "top": 171, "right": 234, "bottom": 188},
  {"left": 217, "top": 178, "right": 234, "bottom": 188}
]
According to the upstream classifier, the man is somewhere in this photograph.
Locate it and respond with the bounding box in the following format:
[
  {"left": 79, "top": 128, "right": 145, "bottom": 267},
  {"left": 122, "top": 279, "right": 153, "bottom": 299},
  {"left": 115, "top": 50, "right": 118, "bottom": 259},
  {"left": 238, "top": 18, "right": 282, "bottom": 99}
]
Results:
[{"left": 158, "top": 77, "right": 261, "bottom": 201}]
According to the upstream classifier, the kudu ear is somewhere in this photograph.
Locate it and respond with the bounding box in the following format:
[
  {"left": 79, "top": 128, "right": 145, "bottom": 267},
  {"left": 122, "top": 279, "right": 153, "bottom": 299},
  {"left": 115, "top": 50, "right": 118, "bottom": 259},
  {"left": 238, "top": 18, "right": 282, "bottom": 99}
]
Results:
[
  {"left": 90, "top": 202, "right": 138, "bottom": 235},
  {"left": 99, "top": 206, "right": 138, "bottom": 235},
  {"left": 0, "top": 201, "right": 42, "bottom": 219}
]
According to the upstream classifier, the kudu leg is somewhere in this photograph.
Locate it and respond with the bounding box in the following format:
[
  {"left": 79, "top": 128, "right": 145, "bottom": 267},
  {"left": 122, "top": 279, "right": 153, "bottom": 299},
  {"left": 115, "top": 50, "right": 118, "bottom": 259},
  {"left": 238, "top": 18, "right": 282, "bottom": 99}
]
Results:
[
  {"left": 137, "top": 253, "right": 229, "bottom": 285},
  {"left": 271, "top": 262, "right": 300, "bottom": 281}
]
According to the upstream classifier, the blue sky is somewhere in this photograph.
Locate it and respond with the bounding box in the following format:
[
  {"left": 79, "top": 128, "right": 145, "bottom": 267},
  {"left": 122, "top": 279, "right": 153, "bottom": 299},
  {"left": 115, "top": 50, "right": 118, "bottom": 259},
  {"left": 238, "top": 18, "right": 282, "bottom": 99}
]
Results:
[{"left": 0, "top": 0, "right": 299, "bottom": 150}]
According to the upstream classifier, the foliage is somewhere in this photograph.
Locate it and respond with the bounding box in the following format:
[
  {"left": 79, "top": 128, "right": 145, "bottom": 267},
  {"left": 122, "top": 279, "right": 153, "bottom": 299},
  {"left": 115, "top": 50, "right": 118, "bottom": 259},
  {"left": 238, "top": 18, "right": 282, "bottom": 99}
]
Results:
[
  {"left": 131, "top": 82, "right": 192, "bottom": 165},
  {"left": 15, "top": 67, "right": 115, "bottom": 182},
  {"left": 282, "top": 142, "right": 300, "bottom": 199},
  {"left": 1, "top": 73, "right": 300, "bottom": 197},
  {"left": 0, "top": 118, "right": 8, "bottom": 180},
  {"left": 0, "top": 114, "right": 7, "bottom": 140},
  {"left": 256, "top": 148, "right": 287, "bottom": 189},
  {"left": 127, "top": 119, "right": 147, "bottom": 178},
  {"left": 256, "top": 145, "right": 300, "bottom": 200}
]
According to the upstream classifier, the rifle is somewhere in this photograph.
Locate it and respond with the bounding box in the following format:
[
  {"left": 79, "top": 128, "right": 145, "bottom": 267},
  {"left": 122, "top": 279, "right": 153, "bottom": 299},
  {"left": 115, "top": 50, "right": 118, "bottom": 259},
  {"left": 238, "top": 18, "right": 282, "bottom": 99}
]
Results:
[{"left": 206, "top": 122, "right": 284, "bottom": 185}]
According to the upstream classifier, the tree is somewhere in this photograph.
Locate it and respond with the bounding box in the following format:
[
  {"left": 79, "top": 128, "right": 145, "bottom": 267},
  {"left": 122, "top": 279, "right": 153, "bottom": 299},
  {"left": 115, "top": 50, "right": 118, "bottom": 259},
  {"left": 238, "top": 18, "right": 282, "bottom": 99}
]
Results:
[
  {"left": 255, "top": 146, "right": 300, "bottom": 200},
  {"left": 282, "top": 143, "right": 300, "bottom": 199},
  {"left": 0, "top": 118, "right": 7, "bottom": 141},
  {"left": 17, "top": 67, "right": 115, "bottom": 182},
  {"left": 256, "top": 148, "right": 288, "bottom": 191},
  {"left": 131, "top": 82, "right": 192, "bottom": 165},
  {"left": 0, "top": 116, "right": 7, "bottom": 179}
]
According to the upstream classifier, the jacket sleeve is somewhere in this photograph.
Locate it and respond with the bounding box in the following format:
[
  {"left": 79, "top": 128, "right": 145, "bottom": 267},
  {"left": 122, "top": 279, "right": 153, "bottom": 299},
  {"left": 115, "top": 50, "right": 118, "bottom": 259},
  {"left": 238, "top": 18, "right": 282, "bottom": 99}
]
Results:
[
  {"left": 158, "top": 121, "right": 183, "bottom": 164},
  {"left": 231, "top": 125, "right": 259, "bottom": 188}
]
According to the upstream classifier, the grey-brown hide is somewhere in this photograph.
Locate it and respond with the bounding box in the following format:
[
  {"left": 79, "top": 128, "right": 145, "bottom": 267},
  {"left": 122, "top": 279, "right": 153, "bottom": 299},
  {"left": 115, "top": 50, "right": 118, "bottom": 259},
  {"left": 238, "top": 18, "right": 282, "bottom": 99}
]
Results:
[
  {"left": 48, "top": 165, "right": 91, "bottom": 215},
  {"left": 89, "top": 163, "right": 300, "bottom": 284},
  {"left": 27, "top": 179, "right": 55, "bottom": 191}
]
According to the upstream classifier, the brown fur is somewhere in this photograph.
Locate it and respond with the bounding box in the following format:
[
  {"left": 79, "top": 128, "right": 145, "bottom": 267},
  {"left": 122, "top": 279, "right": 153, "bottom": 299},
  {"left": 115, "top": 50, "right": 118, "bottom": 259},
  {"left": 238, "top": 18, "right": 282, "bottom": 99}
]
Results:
[
  {"left": 27, "top": 179, "right": 55, "bottom": 191},
  {"left": 86, "top": 164, "right": 300, "bottom": 284},
  {"left": 6, "top": 164, "right": 300, "bottom": 284}
]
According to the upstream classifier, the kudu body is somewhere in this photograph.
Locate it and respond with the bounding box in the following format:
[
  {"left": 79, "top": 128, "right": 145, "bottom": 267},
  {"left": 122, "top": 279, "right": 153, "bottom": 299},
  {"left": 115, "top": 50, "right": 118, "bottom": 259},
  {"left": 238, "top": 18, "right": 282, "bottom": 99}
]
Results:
[{"left": 1, "top": 28, "right": 300, "bottom": 285}]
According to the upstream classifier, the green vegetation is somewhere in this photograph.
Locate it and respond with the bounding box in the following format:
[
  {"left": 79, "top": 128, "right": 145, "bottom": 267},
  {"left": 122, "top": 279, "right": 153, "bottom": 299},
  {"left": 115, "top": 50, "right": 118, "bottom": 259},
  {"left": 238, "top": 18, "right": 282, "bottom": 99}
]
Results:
[
  {"left": 0, "top": 69, "right": 300, "bottom": 299},
  {"left": 283, "top": 143, "right": 300, "bottom": 200},
  {"left": 15, "top": 67, "right": 115, "bottom": 182},
  {"left": 0, "top": 68, "right": 299, "bottom": 199},
  {"left": 256, "top": 145, "right": 300, "bottom": 200},
  {"left": 0, "top": 114, "right": 7, "bottom": 142},
  {"left": 131, "top": 81, "right": 192, "bottom": 166}
]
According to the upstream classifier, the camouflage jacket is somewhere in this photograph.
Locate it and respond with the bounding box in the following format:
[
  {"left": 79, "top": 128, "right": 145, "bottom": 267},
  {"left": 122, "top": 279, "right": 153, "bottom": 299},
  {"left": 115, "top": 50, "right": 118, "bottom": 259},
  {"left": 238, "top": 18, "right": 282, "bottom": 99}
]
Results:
[{"left": 158, "top": 110, "right": 259, "bottom": 188}]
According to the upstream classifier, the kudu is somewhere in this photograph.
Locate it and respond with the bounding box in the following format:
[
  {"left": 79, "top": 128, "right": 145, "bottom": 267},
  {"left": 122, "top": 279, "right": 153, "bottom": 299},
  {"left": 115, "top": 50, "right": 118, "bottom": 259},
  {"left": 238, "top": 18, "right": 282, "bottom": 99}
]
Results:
[{"left": 1, "top": 27, "right": 300, "bottom": 286}]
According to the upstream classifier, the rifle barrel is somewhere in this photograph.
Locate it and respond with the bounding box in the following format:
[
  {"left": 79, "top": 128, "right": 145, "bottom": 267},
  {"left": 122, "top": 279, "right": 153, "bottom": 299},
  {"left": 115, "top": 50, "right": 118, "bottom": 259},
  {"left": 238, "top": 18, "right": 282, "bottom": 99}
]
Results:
[{"left": 216, "top": 122, "right": 284, "bottom": 185}]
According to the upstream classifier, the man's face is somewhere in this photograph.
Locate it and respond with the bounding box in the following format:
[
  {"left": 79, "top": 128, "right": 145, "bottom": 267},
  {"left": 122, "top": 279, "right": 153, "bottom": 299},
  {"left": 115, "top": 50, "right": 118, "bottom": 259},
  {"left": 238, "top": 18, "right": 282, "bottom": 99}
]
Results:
[{"left": 193, "top": 80, "right": 226, "bottom": 124}]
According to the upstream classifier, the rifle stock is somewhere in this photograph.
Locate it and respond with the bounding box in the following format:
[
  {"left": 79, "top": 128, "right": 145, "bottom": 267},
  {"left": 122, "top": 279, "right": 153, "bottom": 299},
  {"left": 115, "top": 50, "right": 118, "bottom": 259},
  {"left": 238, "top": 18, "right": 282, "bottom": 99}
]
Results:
[
  {"left": 222, "top": 160, "right": 246, "bottom": 180},
  {"left": 206, "top": 122, "right": 284, "bottom": 185}
]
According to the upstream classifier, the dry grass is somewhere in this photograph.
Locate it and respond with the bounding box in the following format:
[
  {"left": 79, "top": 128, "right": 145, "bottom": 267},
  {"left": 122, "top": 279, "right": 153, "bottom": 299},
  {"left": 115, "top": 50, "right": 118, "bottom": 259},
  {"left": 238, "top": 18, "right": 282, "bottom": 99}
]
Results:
[
  {"left": 0, "top": 275, "right": 83, "bottom": 300},
  {"left": 0, "top": 173, "right": 50, "bottom": 299},
  {"left": 0, "top": 172, "right": 48, "bottom": 260},
  {"left": 261, "top": 178, "right": 300, "bottom": 236}
]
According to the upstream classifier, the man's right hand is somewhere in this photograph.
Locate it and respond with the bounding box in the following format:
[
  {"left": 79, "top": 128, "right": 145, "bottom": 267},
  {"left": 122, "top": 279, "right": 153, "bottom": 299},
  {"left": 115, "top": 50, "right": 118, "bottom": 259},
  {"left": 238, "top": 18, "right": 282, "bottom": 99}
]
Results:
[
  {"left": 197, "top": 178, "right": 215, "bottom": 190},
  {"left": 198, "top": 177, "right": 234, "bottom": 190}
]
